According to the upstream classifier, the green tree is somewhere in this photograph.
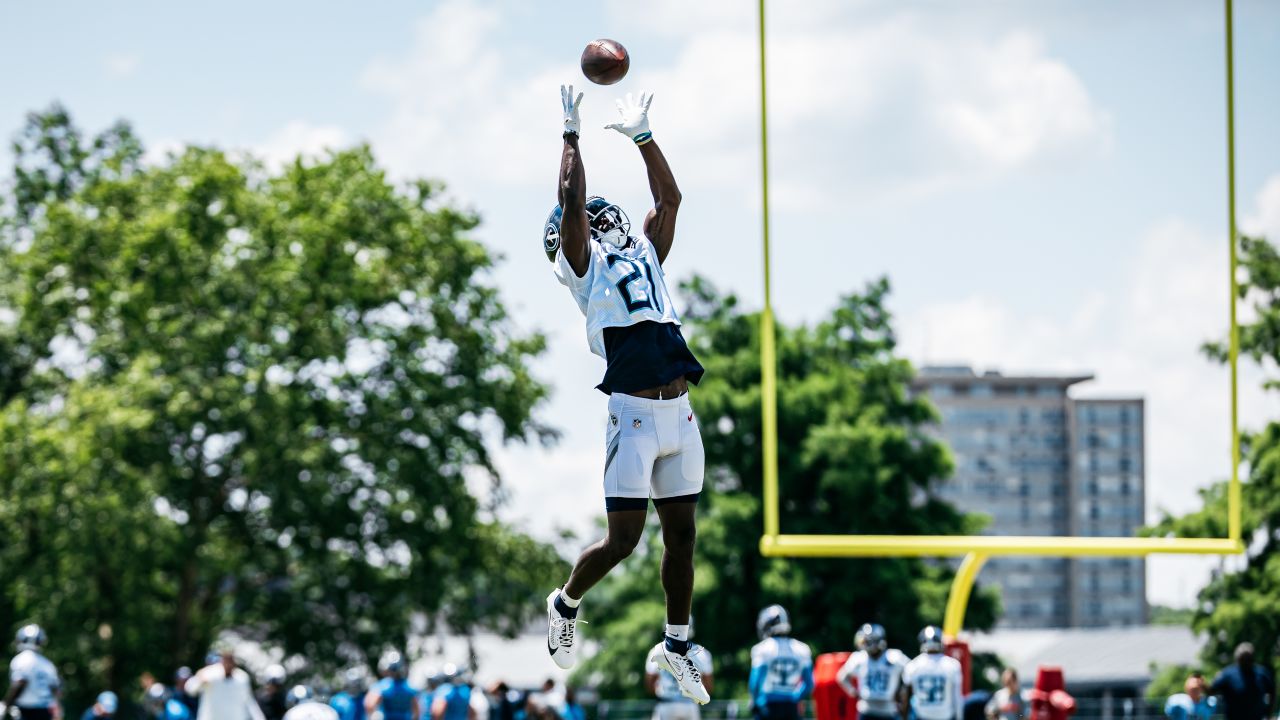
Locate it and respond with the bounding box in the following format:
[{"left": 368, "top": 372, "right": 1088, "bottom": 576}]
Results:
[
  {"left": 0, "top": 106, "right": 566, "bottom": 708},
  {"left": 575, "top": 277, "right": 999, "bottom": 698},
  {"left": 1145, "top": 234, "right": 1280, "bottom": 671}
]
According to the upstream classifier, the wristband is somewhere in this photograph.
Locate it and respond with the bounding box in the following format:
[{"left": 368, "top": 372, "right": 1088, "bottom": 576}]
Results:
[
  {"left": 563, "top": 129, "right": 579, "bottom": 139},
  {"left": 632, "top": 131, "right": 652, "bottom": 145}
]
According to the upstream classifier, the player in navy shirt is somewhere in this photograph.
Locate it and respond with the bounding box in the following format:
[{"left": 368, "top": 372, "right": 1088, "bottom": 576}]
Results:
[{"left": 1210, "top": 644, "right": 1275, "bottom": 720}]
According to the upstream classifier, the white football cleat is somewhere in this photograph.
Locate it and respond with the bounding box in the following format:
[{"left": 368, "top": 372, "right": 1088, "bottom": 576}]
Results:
[
  {"left": 546, "top": 589, "right": 581, "bottom": 669},
  {"left": 653, "top": 642, "right": 710, "bottom": 705}
]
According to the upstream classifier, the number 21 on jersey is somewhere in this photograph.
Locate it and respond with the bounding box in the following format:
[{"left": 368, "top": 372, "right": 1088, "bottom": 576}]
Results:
[{"left": 607, "top": 254, "right": 662, "bottom": 314}]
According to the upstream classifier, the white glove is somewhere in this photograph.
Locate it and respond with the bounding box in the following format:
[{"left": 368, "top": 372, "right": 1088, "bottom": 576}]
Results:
[
  {"left": 561, "top": 84, "right": 584, "bottom": 136},
  {"left": 605, "top": 91, "right": 653, "bottom": 145}
]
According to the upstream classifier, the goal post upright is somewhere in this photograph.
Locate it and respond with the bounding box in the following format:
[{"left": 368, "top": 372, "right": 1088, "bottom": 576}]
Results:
[{"left": 754, "top": 0, "right": 1246, "bottom": 637}]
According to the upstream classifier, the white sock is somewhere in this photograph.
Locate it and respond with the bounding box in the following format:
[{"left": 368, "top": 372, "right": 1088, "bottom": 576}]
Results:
[
  {"left": 560, "top": 589, "right": 582, "bottom": 608},
  {"left": 666, "top": 624, "right": 690, "bottom": 641}
]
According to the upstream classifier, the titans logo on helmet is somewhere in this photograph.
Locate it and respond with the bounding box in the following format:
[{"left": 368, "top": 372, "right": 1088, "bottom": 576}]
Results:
[{"left": 544, "top": 205, "right": 564, "bottom": 262}]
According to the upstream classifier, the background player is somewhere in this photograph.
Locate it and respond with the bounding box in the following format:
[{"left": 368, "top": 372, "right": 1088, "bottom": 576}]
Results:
[
  {"left": 429, "top": 665, "right": 474, "bottom": 720},
  {"left": 542, "top": 85, "right": 707, "bottom": 705},
  {"left": 836, "top": 624, "right": 908, "bottom": 720},
  {"left": 902, "top": 627, "right": 963, "bottom": 720},
  {"left": 365, "top": 653, "right": 419, "bottom": 720},
  {"left": 3, "top": 625, "right": 62, "bottom": 720},
  {"left": 646, "top": 619, "right": 714, "bottom": 720},
  {"left": 748, "top": 606, "right": 813, "bottom": 720}
]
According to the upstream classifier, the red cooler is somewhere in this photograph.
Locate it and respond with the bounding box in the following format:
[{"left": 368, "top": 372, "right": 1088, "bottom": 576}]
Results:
[{"left": 814, "top": 652, "right": 857, "bottom": 720}]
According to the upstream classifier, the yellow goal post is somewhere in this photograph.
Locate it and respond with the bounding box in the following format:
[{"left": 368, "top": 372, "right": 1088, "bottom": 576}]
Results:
[{"left": 753, "top": 0, "right": 1245, "bottom": 638}]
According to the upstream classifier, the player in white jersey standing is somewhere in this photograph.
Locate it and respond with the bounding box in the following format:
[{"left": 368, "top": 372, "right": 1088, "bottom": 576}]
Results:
[
  {"left": 902, "top": 627, "right": 963, "bottom": 720},
  {"left": 542, "top": 84, "right": 707, "bottom": 706},
  {"left": 748, "top": 606, "right": 814, "bottom": 720},
  {"left": 646, "top": 619, "right": 714, "bottom": 720},
  {"left": 2, "top": 625, "right": 61, "bottom": 720},
  {"left": 836, "top": 624, "right": 908, "bottom": 720}
]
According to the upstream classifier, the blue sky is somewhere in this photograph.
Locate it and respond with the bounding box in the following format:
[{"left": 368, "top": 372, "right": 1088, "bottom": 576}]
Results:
[{"left": 4, "top": 0, "right": 1280, "bottom": 608}]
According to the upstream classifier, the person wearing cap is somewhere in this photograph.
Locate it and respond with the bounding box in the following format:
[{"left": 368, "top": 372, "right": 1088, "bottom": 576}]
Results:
[
  {"left": 80, "top": 693, "right": 118, "bottom": 720},
  {"left": 185, "top": 647, "right": 265, "bottom": 720},
  {"left": 257, "top": 666, "right": 288, "bottom": 720}
]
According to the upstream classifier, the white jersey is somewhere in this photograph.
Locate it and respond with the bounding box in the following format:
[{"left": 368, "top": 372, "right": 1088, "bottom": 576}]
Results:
[
  {"left": 646, "top": 645, "right": 713, "bottom": 703},
  {"left": 555, "top": 236, "right": 680, "bottom": 358},
  {"left": 284, "top": 702, "right": 340, "bottom": 720},
  {"left": 9, "top": 650, "right": 60, "bottom": 708},
  {"left": 749, "top": 637, "right": 814, "bottom": 704},
  {"left": 902, "top": 653, "right": 963, "bottom": 720},
  {"left": 836, "top": 649, "right": 908, "bottom": 717}
]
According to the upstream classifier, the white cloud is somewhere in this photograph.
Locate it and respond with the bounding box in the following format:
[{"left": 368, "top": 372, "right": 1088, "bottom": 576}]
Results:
[
  {"left": 104, "top": 52, "right": 140, "bottom": 79},
  {"left": 608, "top": 3, "right": 1112, "bottom": 209},
  {"left": 252, "top": 121, "right": 349, "bottom": 171},
  {"left": 359, "top": 0, "right": 1109, "bottom": 211}
]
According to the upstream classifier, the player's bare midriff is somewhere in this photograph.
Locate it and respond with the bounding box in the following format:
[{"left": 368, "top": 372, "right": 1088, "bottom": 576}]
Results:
[{"left": 627, "top": 376, "right": 688, "bottom": 400}]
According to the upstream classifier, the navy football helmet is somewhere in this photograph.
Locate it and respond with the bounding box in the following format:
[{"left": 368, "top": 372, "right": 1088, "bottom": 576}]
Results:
[
  {"left": 756, "top": 604, "right": 792, "bottom": 639},
  {"left": 585, "top": 196, "right": 630, "bottom": 244},
  {"left": 856, "top": 623, "right": 887, "bottom": 654},
  {"left": 543, "top": 205, "right": 563, "bottom": 262},
  {"left": 542, "top": 196, "right": 631, "bottom": 262},
  {"left": 918, "top": 625, "right": 945, "bottom": 653}
]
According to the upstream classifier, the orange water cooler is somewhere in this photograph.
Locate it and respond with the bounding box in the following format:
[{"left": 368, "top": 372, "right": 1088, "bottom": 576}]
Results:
[{"left": 814, "top": 652, "right": 857, "bottom": 720}]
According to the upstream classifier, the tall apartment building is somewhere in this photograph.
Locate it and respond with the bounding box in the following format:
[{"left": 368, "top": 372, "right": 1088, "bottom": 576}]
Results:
[{"left": 911, "top": 366, "right": 1146, "bottom": 628}]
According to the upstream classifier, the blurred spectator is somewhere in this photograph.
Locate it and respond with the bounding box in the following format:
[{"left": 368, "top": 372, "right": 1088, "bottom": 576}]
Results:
[
  {"left": 282, "top": 686, "right": 337, "bottom": 720},
  {"left": 429, "top": 666, "right": 472, "bottom": 720},
  {"left": 330, "top": 670, "right": 366, "bottom": 720},
  {"left": 963, "top": 691, "right": 991, "bottom": 720},
  {"left": 174, "top": 670, "right": 198, "bottom": 717},
  {"left": 532, "top": 682, "right": 561, "bottom": 719},
  {"left": 1210, "top": 644, "right": 1275, "bottom": 720},
  {"left": 464, "top": 677, "right": 487, "bottom": 720},
  {"left": 557, "top": 689, "right": 583, "bottom": 720},
  {"left": 1165, "top": 672, "right": 1215, "bottom": 720},
  {"left": 185, "top": 647, "right": 266, "bottom": 720},
  {"left": 985, "top": 669, "right": 1026, "bottom": 720},
  {"left": 145, "top": 685, "right": 191, "bottom": 720},
  {"left": 81, "top": 693, "right": 119, "bottom": 720},
  {"left": 257, "top": 667, "right": 288, "bottom": 720},
  {"left": 487, "top": 683, "right": 519, "bottom": 720}
]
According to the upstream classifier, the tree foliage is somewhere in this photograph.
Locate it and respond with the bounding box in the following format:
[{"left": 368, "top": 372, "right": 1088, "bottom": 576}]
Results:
[
  {"left": 0, "top": 106, "right": 567, "bottom": 708},
  {"left": 1145, "top": 234, "right": 1280, "bottom": 671},
  {"left": 575, "top": 277, "right": 999, "bottom": 698}
]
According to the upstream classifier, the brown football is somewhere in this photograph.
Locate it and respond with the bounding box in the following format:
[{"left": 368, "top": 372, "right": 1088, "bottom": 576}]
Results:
[{"left": 581, "top": 39, "right": 629, "bottom": 85}]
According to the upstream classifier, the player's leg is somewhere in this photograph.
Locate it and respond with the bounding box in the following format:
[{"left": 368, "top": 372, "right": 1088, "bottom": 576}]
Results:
[
  {"left": 562, "top": 508, "right": 647, "bottom": 599},
  {"left": 654, "top": 499, "right": 696, "bottom": 639},
  {"left": 649, "top": 396, "right": 707, "bottom": 703},
  {"left": 547, "top": 395, "right": 657, "bottom": 669}
]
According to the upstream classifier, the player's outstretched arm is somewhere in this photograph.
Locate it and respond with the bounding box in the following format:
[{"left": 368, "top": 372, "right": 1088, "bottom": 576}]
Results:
[
  {"left": 559, "top": 84, "right": 590, "bottom": 277},
  {"left": 605, "top": 91, "right": 681, "bottom": 264}
]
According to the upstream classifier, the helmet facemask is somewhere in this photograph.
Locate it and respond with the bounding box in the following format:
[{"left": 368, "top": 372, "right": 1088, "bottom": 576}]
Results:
[{"left": 586, "top": 197, "right": 631, "bottom": 250}]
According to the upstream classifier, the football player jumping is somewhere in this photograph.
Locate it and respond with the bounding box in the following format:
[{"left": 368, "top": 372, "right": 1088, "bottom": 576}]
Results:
[{"left": 542, "top": 85, "right": 708, "bottom": 705}]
